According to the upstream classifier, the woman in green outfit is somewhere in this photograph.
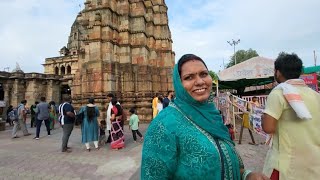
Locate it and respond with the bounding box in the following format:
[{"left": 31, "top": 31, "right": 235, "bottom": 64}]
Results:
[
  {"left": 141, "top": 54, "right": 269, "bottom": 180},
  {"left": 49, "top": 101, "right": 57, "bottom": 130},
  {"left": 79, "top": 98, "right": 100, "bottom": 151}
]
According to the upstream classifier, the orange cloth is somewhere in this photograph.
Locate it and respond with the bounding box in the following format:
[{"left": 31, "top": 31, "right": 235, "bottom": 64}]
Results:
[{"left": 152, "top": 97, "right": 158, "bottom": 118}]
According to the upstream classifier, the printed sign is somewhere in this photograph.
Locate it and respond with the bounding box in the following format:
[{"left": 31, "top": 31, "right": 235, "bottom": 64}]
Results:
[
  {"left": 245, "top": 100, "right": 273, "bottom": 146},
  {"left": 218, "top": 57, "right": 274, "bottom": 81},
  {"left": 300, "top": 73, "right": 318, "bottom": 92},
  {"left": 233, "top": 95, "right": 247, "bottom": 111},
  {"left": 218, "top": 93, "right": 231, "bottom": 125},
  {"left": 250, "top": 106, "right": 268, "bottom": 137}
]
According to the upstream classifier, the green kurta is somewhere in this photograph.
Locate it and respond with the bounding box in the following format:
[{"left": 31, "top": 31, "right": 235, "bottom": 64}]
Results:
[
  {"left": 129, "top": 114, "right": 140, "bottom": 130},
  {"left": 79, "top": 105, "right": 100, "bottom": 144},
  {"left": 141, "top": 105, "right": 243, "bottom": 180},
  {"left": 141, "top": 57, "right": 243, "bottom": 180}
]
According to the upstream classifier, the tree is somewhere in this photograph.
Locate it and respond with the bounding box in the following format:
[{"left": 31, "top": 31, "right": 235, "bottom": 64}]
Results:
[
  {"left": 226, "top": 48, "right": 259, "bottom": 68},
  {"left": 209, "top": 70, "right": 218, "bottom": 81}
]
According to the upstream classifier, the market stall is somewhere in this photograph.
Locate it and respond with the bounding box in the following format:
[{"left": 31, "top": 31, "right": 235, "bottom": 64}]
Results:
[{"left": 217, "top": 56, "right": 275, "bottom": 144}]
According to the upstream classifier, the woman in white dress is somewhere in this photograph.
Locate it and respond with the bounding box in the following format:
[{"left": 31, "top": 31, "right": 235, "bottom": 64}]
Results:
[{"left": 156, "top": 96, "right": 163, "bottom": 114}]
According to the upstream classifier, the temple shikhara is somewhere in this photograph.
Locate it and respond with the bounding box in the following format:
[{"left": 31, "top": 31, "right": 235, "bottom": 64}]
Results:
[{"left": 0, "top": 0, "right": 175, "bottom": 121}]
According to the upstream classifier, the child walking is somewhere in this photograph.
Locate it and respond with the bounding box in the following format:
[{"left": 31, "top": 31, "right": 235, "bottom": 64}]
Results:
[
  {"left": 99, "top": 120, "right": 107, "bottom": 146},
  {"left": 129, "top": 108, "right": 143, "bottom": 142}
]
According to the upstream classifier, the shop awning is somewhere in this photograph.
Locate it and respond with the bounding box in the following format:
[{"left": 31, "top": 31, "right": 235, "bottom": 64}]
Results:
[
  {"left": 218, "top": 56, "right": 275, "bottom": 89},
  {"left": 303, "top": 66, "right": 320, "bottom": 74}
]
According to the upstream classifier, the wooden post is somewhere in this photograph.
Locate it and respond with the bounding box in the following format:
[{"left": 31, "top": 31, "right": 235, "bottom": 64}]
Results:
[
  {"left": 232, "top": 97, "right": 236, "bottom": 139},
  {"left": 248, "top": 129, "right": 256, "bottom": 145},
  {"left": 238, "top": 119, "right": 244, "bottom": 144}
]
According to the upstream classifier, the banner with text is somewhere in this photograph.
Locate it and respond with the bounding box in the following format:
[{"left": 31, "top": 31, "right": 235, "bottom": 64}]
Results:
[{"left": 300, "top": 73, "right": 318, "bottom": 92}]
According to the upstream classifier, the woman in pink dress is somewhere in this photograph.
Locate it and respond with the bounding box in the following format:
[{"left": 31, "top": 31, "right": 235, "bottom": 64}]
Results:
[{"left": 110, "top": 97, "right": 125, "bottom": 149}]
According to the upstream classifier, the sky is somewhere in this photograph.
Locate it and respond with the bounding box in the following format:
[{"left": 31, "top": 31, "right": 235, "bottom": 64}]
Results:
[{"left": 0, "top": 0, "right": 319, "bottom": 73}]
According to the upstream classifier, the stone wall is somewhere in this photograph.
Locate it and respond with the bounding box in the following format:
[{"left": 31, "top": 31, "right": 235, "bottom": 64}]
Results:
[{"left": 0, "top": 71, "right": 61, "bottom": 120}]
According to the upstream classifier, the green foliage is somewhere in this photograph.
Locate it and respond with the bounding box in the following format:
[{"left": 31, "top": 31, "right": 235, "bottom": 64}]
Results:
[
  {"left": 209, "top": 70, "right": 218, "bottom": 81},
  {"left": 226, "top": 48, "right": 259, "bottom": 68}
]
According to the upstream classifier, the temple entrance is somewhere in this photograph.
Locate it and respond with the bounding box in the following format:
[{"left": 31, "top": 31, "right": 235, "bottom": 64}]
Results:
[{"left": 61, "top": 85, "right": 71, "bottom": 101}]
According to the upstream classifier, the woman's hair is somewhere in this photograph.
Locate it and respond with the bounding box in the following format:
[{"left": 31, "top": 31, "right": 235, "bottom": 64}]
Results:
[
  {"left": 88, "top": 98, "right": 94, "bottom": 104},
  {"left": 129, "top": 108, "right": 136, "bottom": 114},
  {"left": 87, "top": 106, "right": 96, "bottom": 122},
  {"left": 274, "top": 52, "right": 303, "bottom": 79},
  {"left": 49, "top": 101, "right": 55, "bottom": 106},
  {"left": 40, "top": 97, "right": 46, "bottom": 102},
  {"left": 158, "top": 96, "right": 163, "bottom": 103},
  {"left": 107, "top": 93, "right": 115, "bottom": 98},
  {"left": 111, "top": 97, "right": 118, "bottom": 105},
  {"left": 178, "top": 54, "right": 208, "bottom": 76}
]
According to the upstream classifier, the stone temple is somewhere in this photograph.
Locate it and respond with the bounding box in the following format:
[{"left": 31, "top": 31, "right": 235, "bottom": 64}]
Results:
[{"left": 0, "top": 0, "right": 174, "bottom": 122}]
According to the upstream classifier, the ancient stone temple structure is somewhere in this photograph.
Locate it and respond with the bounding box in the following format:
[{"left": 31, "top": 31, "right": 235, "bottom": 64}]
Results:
[
  {"left": 0, "top": 65, "right": 61, "bottom": 121},
  {"left": 43, "top": 0, "right": 175, "bottom": 121}
]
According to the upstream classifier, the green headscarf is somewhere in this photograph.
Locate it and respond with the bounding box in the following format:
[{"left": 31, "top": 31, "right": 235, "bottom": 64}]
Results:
[{"left": 172, "top": 61, "right": 233, "bottom": 144}]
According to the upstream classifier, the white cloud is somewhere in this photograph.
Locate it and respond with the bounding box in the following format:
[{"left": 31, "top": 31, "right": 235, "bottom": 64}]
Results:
[
  {"left": 0, "top": 0, "right": 79, "bottom": 72},
  {"left": 168, "top": 0, "right": 320, "bottom": 72}
]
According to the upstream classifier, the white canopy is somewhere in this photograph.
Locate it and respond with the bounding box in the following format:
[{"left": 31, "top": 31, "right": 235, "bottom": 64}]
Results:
[{"left": 218, "top": 56, "right": 274, "bottom": 81}]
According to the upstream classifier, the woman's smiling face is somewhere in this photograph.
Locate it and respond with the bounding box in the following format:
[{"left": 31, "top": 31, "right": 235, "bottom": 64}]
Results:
[{"left": 180, "top": 60, "right": 212, "bottom": 102}]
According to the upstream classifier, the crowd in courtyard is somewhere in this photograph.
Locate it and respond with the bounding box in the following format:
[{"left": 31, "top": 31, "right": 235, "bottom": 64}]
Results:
[{"left": 5, "top": 93, "right": 145, "bottom": 153}]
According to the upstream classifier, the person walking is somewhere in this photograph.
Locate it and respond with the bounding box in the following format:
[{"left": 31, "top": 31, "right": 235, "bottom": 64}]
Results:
[
  {"left": 30, "top": 101, "right": 39, "bottom": 128},
  {"left": 262, "top": 53, "right": 320, "bottom": 180},
  {"left": 49, "top": 101, "right": 57, "bottom": 130},
  {"left": 59, "top": 96, "right": 75, "bottom": 153},
  {"left": 129, "top": 108, "right": 143, "bottom": 143},
  {"left": 12, "top": 100, "right": 31, "bottom": 138},
  {"left": 6, "top": 105, "right": 14, "bottom": 126},
  {"left": 79, "top": 98, "right": 100, "bottom": 152},
  {"left": 98, "top": 120, "right": 107, "bottom": 146},
  {"left": 34, "top": 97, "right": 51, "bottom": 140},
  {"left": 106, "top": 93, "right": 115, "bottom": 143}
]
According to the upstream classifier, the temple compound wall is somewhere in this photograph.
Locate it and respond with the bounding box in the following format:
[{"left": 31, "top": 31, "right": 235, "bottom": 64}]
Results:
[
  {"left": 43, "top": 0, "right": 175, "bottom": 121},
  {"left": 0, "top": 71, "right": 61, "bottom": 120}
]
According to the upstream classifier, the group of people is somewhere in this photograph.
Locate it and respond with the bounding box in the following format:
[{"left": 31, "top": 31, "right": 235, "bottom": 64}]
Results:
[
  {"left": 7, "top": 97, "right": 58, "bottom": 139},
  {"left": 60, "top": 93, "right": 143, "bottom": 153},
  {"left": 6, "top": 93, "right": 144, "bottom": 154},
  {"left": 141, "top": 53, "right": 320, "bottom": 180},
  {"left": 152, "top": 91, "right": 174, "bottom": 119},
  {"left": 78, "top": 94, "right": 126, "bottom": 152}
]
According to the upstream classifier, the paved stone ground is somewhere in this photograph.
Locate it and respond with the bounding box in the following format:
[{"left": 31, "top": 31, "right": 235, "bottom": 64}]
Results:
[{"left": 0, "top": 118, "right": 268, "bottom": 180}]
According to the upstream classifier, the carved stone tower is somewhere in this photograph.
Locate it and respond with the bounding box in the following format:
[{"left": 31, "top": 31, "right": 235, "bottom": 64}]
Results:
[{"left": 44, "top": 0, "right": 175, "bottom": 121}]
